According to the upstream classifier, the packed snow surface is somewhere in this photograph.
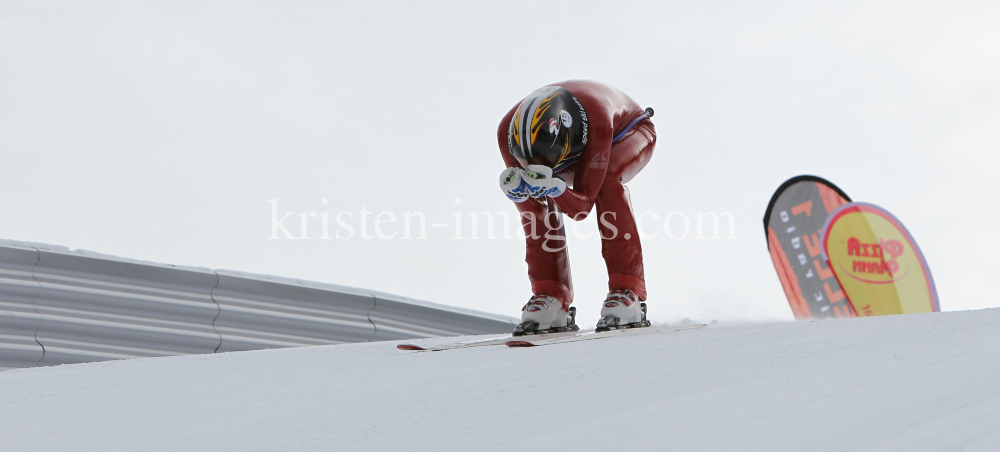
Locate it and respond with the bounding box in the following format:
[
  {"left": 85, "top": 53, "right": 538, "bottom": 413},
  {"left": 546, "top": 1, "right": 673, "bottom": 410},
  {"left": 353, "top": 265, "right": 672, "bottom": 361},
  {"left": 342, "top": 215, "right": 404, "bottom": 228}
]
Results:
[{"left": 2, "top": 308, "right": 998, "bottom": 451}]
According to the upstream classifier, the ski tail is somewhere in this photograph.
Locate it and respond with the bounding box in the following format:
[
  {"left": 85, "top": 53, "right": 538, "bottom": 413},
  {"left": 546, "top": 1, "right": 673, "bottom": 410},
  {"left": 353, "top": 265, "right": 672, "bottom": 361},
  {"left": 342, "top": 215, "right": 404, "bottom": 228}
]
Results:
[
  {"left": 505, "top": 341, "right": 536, "bottom": 347},
  {"left": 396, "top": 344, "right": 427, "bottom": 351}
]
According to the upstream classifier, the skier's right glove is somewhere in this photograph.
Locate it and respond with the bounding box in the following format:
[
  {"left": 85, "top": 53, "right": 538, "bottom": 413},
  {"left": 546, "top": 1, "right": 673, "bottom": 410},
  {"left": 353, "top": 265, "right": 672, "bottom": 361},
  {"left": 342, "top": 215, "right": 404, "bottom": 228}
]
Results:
[
  {"left": 522, "top": 164, "right": 567, "bottom": 198},
  {"left": 499, "top": 167, "right": 530, "bottom": 203}
]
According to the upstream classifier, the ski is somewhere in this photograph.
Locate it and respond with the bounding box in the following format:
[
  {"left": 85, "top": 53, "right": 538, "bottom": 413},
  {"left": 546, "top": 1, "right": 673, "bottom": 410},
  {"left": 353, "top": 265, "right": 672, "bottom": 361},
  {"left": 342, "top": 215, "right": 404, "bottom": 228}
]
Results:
[
  {"left": 506, "top": 324, "right": 706, "bottom": 348},
  {"left": 396, "top": 329, "right": 586, "bottom": 352}
]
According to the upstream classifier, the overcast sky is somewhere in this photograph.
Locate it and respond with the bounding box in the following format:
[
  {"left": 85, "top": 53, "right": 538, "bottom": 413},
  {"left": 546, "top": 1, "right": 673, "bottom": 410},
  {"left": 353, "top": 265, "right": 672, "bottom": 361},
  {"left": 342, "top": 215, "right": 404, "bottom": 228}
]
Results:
[{"left": 2, "top": 1, "right": 998, "bottom": 326}]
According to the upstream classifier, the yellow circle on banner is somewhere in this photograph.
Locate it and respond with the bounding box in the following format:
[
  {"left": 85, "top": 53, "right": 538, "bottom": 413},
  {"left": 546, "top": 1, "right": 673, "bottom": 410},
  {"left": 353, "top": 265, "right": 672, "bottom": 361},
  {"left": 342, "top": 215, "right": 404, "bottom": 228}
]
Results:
[{"left": 822, "top": 204, "right": 936, "bottom": 316}]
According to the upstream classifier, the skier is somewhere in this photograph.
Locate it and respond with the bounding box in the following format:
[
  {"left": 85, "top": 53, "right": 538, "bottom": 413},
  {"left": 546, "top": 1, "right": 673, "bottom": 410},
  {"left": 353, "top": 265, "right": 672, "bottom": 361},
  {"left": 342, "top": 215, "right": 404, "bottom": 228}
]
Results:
[{"left": 497, "top": 80, "right": 656, "bottom": 335}]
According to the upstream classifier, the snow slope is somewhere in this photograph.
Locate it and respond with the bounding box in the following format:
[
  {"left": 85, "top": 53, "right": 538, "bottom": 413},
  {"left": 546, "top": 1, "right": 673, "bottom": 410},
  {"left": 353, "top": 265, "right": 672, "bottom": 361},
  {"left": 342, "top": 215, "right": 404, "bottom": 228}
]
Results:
[{"left": 1, "top": 308, "right": 998, "bottom": 451}]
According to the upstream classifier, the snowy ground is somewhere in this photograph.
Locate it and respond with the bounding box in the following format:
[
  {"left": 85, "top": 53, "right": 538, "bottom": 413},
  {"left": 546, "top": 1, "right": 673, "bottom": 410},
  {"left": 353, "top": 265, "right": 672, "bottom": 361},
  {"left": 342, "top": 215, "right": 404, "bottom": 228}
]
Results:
[{"left": 1, "top": 308, "right": 998, "bottom": 452}]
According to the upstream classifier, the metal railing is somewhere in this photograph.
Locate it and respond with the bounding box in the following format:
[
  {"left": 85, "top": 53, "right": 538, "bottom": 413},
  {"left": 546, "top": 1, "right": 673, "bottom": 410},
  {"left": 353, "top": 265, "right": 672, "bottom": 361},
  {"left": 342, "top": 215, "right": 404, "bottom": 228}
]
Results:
[{"left": 0, "top": 243, "right": 515, "bottom": 370}]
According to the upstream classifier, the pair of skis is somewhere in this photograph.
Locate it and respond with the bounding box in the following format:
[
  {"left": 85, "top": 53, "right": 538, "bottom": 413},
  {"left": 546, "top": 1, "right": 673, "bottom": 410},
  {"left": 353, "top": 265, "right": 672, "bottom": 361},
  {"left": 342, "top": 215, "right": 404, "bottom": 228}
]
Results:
[{"left": 396, "top": 324, "right": 706, "bottom": 352}]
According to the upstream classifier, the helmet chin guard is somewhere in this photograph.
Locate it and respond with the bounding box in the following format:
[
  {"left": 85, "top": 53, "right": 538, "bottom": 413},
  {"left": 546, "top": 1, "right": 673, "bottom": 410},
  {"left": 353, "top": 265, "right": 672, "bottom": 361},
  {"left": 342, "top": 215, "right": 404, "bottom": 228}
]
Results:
[{"left": 507, "top": 86, "right": 589, "bottom": 169}]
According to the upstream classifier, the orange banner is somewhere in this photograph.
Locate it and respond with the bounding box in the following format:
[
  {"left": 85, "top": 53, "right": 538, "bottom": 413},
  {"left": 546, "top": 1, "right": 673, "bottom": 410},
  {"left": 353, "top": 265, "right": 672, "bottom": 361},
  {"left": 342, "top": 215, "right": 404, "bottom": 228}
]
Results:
[
  {"left": 820, "top": 203, "right": 939, "bottom": 316},
  {"left": 764, "top": 176, "right": 854, "bottom": 319}
]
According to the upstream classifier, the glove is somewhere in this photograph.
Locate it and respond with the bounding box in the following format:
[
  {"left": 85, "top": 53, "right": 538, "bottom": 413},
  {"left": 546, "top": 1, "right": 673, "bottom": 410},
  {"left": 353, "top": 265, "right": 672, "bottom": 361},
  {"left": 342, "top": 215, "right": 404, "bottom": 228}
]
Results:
[
  {"left": 522, "top": 164, "right": 567, "bottom": 198},
  {"left": 499, "top": 167, "right": 530, "bottom": 203}
]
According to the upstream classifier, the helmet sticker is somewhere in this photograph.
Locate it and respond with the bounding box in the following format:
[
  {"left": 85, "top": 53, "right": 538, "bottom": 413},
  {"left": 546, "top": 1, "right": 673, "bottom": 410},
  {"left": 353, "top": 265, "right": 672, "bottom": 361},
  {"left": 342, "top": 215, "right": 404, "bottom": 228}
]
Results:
[{"left": 560, "top": 110, "right": 572, "bottom": 128}]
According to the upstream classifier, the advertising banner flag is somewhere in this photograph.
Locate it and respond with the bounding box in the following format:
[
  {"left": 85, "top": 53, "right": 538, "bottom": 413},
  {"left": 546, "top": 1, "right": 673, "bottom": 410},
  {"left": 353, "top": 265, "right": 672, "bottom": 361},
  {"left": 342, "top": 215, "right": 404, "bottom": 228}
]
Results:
[
  {"left": 820, "top": 203, "right": 939, "bottom": 316},
  {"left": 764, "top": 176, "right": 854, "bottom": 319}
]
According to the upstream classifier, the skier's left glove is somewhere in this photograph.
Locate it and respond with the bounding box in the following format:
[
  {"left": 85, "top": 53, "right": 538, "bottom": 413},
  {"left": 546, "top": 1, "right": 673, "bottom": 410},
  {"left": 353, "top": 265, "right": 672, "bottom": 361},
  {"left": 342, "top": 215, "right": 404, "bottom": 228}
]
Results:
[{"left": 522, "top": 165, "right": 567, "bottom": 198}]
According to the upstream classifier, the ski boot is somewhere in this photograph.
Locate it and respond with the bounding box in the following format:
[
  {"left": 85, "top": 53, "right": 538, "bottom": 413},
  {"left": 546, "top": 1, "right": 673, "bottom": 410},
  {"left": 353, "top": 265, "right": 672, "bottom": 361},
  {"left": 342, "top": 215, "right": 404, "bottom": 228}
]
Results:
[
  {"left": 513, "top": 295, "right": 579, "bottom": 336},
  {"left": 595, "top": 290, "right": 650, "bottom": 332}
]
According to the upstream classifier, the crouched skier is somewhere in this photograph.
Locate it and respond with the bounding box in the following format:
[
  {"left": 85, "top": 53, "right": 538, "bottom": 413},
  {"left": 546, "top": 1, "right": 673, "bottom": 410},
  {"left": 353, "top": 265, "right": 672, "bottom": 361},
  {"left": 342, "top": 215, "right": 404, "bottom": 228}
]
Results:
[{"left": 497, "top": 80, "right": 657, "bottom": 335}]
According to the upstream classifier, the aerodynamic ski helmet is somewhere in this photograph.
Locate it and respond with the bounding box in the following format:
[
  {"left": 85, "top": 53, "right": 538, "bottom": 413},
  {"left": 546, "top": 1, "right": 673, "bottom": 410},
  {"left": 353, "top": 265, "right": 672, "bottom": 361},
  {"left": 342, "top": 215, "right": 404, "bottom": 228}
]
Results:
[{"left": 507, "top": 86, "right": 589, "bottom": 169}]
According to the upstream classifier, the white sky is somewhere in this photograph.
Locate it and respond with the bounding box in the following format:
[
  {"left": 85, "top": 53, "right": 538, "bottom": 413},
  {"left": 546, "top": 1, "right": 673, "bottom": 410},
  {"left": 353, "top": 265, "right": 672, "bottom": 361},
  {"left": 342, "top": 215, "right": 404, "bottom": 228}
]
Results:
[{"left": 2, "top": 1, "right": 998, "bottom": 326}]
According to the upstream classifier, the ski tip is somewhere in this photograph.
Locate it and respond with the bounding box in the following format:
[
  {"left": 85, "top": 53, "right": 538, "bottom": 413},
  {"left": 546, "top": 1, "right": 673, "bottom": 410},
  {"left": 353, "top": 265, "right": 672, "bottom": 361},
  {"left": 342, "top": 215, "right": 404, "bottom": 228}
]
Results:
[
  {"left": 396, "top": 344, "right": 426, "bottom": 351},
  {"left": 505, "top": 341, "right": 536, "bottom": 347}
]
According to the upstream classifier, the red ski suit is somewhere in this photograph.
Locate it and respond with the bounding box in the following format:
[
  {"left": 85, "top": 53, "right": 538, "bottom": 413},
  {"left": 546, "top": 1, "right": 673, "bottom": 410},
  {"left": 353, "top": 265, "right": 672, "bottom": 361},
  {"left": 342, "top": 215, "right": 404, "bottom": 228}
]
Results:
[{"left": 497, "top": 80, "right": 656, "bottom": 309}]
